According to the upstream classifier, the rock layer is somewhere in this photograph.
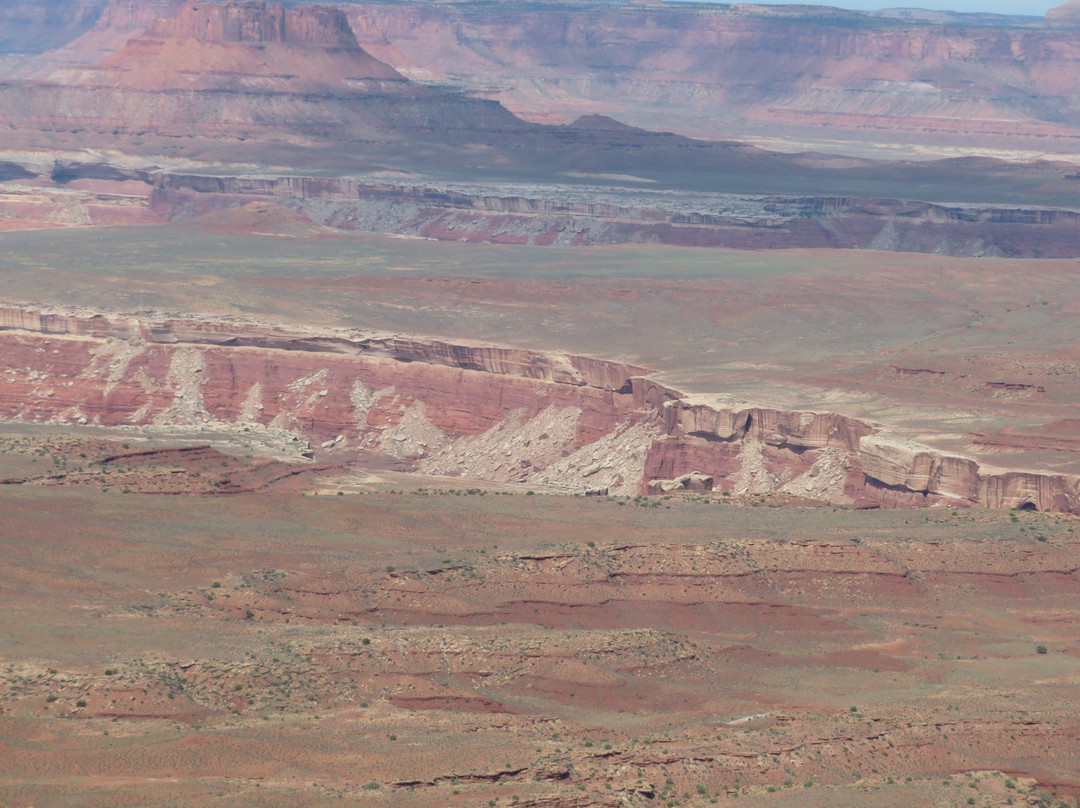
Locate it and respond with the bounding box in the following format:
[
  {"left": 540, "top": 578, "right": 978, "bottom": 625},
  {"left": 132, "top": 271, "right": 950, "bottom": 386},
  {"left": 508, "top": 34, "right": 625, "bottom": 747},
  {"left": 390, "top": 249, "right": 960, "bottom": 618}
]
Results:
[
  {"left": 2, "top": 304, "right": 1078, "bottom": 513},
  {"left": 0, "top": 0, "right": 528, "bottom": 158},
  {"left": 346, "top": 0, "right": 1080, "bottom": 154},
  {"left": 1, "top": 163, "right": 1062, "bottom": 257}
]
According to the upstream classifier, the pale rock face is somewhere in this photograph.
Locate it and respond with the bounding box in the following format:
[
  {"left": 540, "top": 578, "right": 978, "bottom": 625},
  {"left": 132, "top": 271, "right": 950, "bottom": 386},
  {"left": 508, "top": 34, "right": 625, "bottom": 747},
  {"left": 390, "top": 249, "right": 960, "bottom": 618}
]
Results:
[{"left": 1046, "top": 1, "right": 1080, "bottom": 27}]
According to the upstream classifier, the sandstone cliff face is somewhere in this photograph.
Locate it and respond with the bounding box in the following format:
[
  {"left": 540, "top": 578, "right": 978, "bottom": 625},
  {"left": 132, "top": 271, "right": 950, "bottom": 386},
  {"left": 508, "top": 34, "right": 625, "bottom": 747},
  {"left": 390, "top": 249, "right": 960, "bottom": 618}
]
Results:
[
  {"left": 2, "top": 304, "right": 1078, "bottom": 514},
  {"left": 635, "top": 381, "right": 1080, "bottom": 514},
  {"left": 88, "top": 0, "right": 406, "bottom": 86},
  {"left": 151, "top": 2, "right": 362, "bottom": 48},
  {"left": 345, "top": 2, "right": 1080, "bottom": 154}
]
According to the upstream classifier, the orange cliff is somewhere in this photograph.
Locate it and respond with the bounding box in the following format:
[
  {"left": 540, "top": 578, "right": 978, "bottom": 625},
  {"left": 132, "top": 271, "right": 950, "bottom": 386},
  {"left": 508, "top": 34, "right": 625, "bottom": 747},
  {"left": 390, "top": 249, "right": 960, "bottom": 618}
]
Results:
[{"left": 2, "top": 304, "right": 1078, "bottom": 514}]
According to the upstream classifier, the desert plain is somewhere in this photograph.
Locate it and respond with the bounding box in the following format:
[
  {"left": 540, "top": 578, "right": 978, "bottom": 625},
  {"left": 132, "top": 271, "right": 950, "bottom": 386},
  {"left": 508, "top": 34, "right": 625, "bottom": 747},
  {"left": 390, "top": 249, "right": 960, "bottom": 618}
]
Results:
[{"left": 2, "top": 1, "right": 1080, "bottom": 807}]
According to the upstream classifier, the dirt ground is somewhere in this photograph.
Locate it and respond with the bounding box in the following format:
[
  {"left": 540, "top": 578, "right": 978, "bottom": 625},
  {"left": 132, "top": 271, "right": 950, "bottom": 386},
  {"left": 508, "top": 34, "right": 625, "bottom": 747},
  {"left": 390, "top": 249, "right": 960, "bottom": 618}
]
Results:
[{"left": 1, "top": 429, "right": 1078, "bottom": 808}]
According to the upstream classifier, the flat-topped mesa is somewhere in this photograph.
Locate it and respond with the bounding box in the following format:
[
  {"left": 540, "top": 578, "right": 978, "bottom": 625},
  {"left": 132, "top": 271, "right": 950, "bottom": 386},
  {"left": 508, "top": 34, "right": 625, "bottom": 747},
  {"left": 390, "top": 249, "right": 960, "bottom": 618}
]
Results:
[{"left": 152, "top": 1, "right": 360, "bottom": 48}]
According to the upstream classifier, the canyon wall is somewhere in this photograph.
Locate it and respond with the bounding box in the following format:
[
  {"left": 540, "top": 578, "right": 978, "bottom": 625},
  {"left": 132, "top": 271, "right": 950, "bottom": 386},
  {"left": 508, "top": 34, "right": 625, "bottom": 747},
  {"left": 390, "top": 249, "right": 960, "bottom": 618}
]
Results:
[
  {"left": 4, "top": 160, "right": 1078, "bottom": 255},
  {"left": 148, "top": 2, "right": 370, "bottom": 49},
  {"left": 345, "top": 1, "right": 1080, "bottom": 153},
  {"left": 0, "top": 0, "right": 534, "bottom": 157},
  {"left": 635, "top": 380, "right": 1080, "bottom": 513},
  {"left": 149, "top": 172, "right": 1080, "bottom": 258},
  {"left": 2, "top": 305, "right": 1078, "bottom": 512}
]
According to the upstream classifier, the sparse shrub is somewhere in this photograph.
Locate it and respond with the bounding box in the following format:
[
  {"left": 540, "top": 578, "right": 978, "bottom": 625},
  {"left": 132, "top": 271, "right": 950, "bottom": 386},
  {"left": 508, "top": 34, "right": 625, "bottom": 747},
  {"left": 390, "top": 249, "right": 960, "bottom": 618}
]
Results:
[
  {"left": 76, "top": 699, "right": 87, "bottom": 707},
  {"left": 244, "top": 609, "right": 254, "bottom": 620},
  {"left": 1036, "top": 645, "right": 1048, "bottom": 654},
  {"left": 46, "top": 694, "right": 57, "bottom": 702},
  {"left": 104, "top": 668, "right": 117, "bottom": 676}
]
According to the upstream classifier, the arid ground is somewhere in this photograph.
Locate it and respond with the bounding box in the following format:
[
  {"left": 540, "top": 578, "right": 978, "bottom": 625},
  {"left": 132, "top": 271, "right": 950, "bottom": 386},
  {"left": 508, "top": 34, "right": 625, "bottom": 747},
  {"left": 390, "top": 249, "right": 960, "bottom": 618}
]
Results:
[
  {"left": 3, "top": 1, "right": 1080, "bottom": 805},
  {"left": 2, "top": 225, "right": 1080, "bottom": 807},
  {"left": 1, "top": 426, "right": 1079, "bottom": 808}
]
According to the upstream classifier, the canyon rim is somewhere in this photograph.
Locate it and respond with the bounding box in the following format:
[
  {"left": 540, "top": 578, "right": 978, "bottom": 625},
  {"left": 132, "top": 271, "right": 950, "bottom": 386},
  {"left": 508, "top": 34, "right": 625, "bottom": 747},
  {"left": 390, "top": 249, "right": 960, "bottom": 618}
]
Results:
[{"left": 1, "top": 2, "right": 1080, "bottom": 807}]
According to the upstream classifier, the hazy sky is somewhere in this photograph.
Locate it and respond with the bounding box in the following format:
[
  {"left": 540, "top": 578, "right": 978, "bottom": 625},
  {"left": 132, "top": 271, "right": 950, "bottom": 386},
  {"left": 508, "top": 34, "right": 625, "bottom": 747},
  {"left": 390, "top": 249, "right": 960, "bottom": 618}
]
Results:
[{"left": 744, "top": 1, "right": 1059, "bottom": 13}]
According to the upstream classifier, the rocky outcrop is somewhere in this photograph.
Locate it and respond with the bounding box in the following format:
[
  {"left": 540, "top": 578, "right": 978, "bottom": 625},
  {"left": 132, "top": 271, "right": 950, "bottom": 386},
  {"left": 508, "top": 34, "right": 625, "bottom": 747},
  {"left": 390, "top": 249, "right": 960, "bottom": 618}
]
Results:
[
  {"left": 1046, "top": 1, "right": 1080, "bottom": 27},
  {"left": 636, "top": 381, "right": 1080, "bottom": 514},
  {"left": 645, "top": 472, "right": 713, "bottom": 495},
  {"left": 2, "top": 303, "right": 1079, "bottom": 514},
  {"left": 0, "top": 306, "right": 649, "bottom": 390},
  {"left": 149, "top": 2, "right": 376, "bottom": 50}
]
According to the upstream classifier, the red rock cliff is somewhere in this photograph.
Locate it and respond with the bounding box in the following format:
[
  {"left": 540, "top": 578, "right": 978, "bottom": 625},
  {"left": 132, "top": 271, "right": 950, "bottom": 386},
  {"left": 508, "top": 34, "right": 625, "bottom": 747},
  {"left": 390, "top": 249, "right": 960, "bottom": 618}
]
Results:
[
  {"left": 2, "top": 304, "right": 1079, "bottom": 514},
  {"left": 153, "top": 1, "right": 360, "bottom": 48}
]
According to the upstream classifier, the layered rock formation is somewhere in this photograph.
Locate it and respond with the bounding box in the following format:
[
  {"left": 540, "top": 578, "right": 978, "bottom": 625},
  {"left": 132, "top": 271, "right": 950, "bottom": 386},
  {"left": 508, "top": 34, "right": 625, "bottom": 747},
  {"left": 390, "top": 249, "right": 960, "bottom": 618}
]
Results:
[
  {"left": 345, "top": 1, "right": 1080, "bottom": 155},
  {"left": 146, "top": 171, "right": 1080, "bottom": 258},
  {"left": 7, "top": 157, "right": 1080, "bottom": 254},
  {"left": 0, "top": 0, "right": 529, "bottom": 160},
  {"left": 2, "top": 304, "right": 1078, "bottom": 513},
  {"left": 0, "top": 0, "right": 107, "bottom": 55}
]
